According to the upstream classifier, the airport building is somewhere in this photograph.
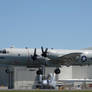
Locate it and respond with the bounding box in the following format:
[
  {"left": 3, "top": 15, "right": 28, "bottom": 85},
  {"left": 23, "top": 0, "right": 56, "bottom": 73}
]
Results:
[
  {"left": 0, "top": 66, "right": 92, "bottom": 89},
  {"left": 59, "top": 65, "right": 92, "bottom": 80},
  {"left": 58, "top": 65, "right": 92, "bottom": 89}
]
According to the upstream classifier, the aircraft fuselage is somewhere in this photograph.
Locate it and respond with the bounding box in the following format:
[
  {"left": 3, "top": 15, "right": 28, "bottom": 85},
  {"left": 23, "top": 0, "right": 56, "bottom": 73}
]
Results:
[{"left": 0, "top": 48, "right": 92, "bottom": 67}]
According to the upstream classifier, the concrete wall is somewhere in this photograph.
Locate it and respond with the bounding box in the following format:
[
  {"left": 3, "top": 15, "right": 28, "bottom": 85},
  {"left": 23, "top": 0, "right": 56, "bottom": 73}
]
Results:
[
  {"left": 59, "top": 66, "right": 72, "bottom": 80},
  {"left": 72, "top": 66, "right": 88, "bottom": 79},
  {"left": 14, "top": 67, "right": 55, "bottom": 89},
  {"left": 58, "top": 65, "right": 92, "bottom": 80},
  {"left": 0, "top": 65, "right": 92, "bottom": 89},
  {"left": 0, "top": 67, "right": 8, "bottom": 86},
  {"left": 87, "top": 66, "right": 92, "bottom": 79}
]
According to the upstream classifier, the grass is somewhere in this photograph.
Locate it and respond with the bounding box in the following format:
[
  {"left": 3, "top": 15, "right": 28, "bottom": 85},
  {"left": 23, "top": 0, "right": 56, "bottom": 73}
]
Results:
[{"left": 0, "top": 90, "right": 92, "bottom": 92}]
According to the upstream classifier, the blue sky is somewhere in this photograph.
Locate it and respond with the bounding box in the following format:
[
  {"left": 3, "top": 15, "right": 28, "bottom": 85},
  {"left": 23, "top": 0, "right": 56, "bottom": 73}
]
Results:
[{"left": 0, "top": 0, "right": 92, "bottom": 49}]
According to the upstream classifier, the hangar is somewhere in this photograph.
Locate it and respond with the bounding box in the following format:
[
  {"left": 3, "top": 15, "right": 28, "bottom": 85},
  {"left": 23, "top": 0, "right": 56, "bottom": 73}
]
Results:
[
  {"left": 0, "top": 65, "right": 92, "bottom": 89},
  {"left": 59, "top": 65, "right": 92, "bottom": 79},
  {"left": 0, "top": 66, "right": 56, "bottom": 89}
]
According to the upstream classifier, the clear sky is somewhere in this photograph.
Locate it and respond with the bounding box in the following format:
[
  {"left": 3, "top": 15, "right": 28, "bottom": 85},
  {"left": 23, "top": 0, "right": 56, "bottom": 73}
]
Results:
[{"left": 0, "top": 0, "right": 92, "bottom": 49}]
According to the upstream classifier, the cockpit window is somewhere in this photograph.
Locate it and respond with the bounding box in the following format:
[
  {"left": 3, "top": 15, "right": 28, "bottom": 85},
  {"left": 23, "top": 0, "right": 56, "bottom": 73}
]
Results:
[{"left": 0, "top": 49, "right": 8, "bottom": 54}]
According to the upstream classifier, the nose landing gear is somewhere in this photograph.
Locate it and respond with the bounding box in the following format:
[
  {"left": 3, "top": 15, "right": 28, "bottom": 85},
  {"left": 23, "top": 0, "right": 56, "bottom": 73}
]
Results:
[
  {"left": 36, "top": 65, "right": 45, "bottom": 75},
  {"left": 36, "top": 69, "right": 43, "bottom": 75}
]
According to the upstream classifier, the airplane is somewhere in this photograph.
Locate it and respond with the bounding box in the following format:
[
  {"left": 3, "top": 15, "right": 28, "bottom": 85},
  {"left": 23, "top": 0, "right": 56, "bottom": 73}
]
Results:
[{"left": 0, "top": 46, "right": 92, "bottom": 75}]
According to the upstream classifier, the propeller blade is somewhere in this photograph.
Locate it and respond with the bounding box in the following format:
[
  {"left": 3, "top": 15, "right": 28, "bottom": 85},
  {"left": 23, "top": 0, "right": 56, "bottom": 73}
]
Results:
[
  {"left": 41, "top": 46, "right": 48, "bottom": 57},
  {"left": 34, "top": 48, "right": 36, "bottom": 55},
  {"left": 41, "top": 46, "right": 44, "bottom": 53},
  {"left": 45, "top": 48, "right": 48, "bottom": 53},
  {"left": 31, "top": 48, "right": 37, "bottom": 61}
]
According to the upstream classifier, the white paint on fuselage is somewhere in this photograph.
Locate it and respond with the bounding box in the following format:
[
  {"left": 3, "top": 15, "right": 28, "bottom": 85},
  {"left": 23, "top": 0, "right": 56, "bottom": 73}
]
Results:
[{"left": 0, "top": 48, "right": 92, "bottom": 67}]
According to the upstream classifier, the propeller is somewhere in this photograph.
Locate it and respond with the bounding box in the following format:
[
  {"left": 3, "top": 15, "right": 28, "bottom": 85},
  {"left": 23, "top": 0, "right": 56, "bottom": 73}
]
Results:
[
  {"left": 31, "top": 48, "right": 37, "bottom": 61},
  {"left": 41, "top": 46, "right": 48, "bottom": 57}
]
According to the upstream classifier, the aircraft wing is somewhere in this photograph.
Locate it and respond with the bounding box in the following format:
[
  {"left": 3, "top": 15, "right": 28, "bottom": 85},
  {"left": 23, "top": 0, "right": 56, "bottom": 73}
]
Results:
[{"left": 49, "top": 53, "right": 82, "bottom": 65}]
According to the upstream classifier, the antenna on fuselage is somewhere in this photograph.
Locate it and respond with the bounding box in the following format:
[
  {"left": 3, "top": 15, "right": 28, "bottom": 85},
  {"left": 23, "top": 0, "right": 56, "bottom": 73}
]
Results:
[{"left": 10, "top": 45, "right": 15, "bottom": 48}]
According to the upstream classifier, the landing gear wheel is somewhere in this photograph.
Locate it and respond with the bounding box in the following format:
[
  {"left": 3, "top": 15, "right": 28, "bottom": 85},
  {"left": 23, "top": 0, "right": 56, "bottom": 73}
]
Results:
[
  {"left": 54, "top": 68, "right": 60, "bottom": 74},
  {"left": 36, "top": 69, "right": 43, "bottom": 75},
  {"left": 5, "top": 69, "right": 10, "bottom": 73}
]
